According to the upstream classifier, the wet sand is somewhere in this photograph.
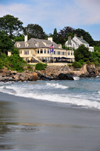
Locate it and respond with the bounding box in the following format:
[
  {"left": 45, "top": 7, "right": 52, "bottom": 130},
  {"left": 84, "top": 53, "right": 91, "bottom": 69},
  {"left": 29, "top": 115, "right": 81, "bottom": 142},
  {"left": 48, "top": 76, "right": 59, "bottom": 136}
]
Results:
[{"left": 0, "top": 92, "right": 100, "bottom": 151}]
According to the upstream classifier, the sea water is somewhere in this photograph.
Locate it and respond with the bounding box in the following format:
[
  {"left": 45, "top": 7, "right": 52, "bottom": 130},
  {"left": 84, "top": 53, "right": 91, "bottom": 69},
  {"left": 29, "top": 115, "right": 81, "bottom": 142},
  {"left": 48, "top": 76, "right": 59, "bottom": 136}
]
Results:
[{"left": 0, "top": 77, "right": 100, "bottom": 110}]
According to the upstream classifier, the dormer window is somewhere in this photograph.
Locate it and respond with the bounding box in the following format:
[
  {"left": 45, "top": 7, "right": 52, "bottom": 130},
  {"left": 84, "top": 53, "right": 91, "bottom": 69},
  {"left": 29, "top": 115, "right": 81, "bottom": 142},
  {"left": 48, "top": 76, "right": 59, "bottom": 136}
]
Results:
[
  {"left": 17, "top": 43, "right": 20, "bottom": 47},
  {"left": 25, "top": 42, "right": 29, "bottom": 47},
  {"left": 35, "top": 43, "right": 39, "bottom": 47}
]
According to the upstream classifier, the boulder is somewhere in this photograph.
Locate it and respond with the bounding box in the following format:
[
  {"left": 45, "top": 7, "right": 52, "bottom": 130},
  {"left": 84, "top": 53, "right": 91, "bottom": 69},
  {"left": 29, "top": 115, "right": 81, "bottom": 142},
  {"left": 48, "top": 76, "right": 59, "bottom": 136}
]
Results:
[
  {"left": 28, "top": 72, "right": 39, "bottom": 81},
  {"left": 58, "top": 73, "right": 74, "bottom": 80},
  {"left": 86, "top": 64, "right": 96, "bottom": 77}
]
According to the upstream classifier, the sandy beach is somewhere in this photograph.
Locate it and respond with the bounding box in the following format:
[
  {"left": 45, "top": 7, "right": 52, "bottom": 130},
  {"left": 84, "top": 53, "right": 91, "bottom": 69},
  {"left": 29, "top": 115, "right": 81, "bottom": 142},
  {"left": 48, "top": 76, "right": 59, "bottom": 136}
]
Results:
[{"left": 0, "top": 92, "right": 100, "bottom": 151}]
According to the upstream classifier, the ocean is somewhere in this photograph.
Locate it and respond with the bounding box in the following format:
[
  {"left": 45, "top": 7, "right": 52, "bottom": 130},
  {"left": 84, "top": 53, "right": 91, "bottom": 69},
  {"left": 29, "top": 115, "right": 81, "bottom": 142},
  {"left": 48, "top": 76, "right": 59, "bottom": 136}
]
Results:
[{"left": 0, "top": 77, "right": 100, "bottom": 110}]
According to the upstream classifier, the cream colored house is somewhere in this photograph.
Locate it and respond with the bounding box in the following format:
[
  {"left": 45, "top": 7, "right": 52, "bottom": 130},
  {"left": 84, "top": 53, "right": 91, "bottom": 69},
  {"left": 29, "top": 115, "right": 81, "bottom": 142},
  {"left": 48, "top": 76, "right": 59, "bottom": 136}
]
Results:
[{"left": 14, "top": 36, "right": 75, "bottom": 63}]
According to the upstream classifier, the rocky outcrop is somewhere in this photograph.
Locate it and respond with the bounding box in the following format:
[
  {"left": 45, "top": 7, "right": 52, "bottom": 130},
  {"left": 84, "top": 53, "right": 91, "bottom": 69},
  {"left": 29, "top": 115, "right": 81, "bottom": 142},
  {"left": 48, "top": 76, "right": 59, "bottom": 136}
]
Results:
[
  {"left": 0, "top": 64, "right": 100, "bottom": 82},
  {"left": 0, "top": 69, "right": 39, "bottom": 82}
]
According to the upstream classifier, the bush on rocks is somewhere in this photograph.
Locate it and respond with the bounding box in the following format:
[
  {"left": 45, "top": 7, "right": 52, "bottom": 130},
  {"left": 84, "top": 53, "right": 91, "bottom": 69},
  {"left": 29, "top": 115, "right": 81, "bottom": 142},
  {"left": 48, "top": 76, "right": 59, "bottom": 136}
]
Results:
[{"left": 35, "top": 63, "right": 47, "bottom": 70}]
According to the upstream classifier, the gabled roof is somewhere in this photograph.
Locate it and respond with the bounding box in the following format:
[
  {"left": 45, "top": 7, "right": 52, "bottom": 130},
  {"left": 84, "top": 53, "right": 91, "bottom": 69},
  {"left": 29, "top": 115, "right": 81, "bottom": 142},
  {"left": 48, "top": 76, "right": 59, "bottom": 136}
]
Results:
[
  {"left": 14, "top": 38, "right": 61, "bottom": 49},
  {"left": 76, "top": 37, "right": 89, "bottom": 44}
]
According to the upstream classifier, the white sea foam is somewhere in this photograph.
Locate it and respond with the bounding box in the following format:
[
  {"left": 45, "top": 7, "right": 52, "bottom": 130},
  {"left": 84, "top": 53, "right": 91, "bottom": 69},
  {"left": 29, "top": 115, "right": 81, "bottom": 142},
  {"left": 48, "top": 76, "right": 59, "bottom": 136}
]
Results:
[
  {"left": 73, "top": 76, "right": 80, "bottom": 81},
  {"left": 98, "top": 91, "right": 100, "bottom": 94},
  {"left": 46, "top": 83, "right": 68, "bottom": 89},
  {"left": 0, "top": 80, "right": 100, "bottom": 110}
]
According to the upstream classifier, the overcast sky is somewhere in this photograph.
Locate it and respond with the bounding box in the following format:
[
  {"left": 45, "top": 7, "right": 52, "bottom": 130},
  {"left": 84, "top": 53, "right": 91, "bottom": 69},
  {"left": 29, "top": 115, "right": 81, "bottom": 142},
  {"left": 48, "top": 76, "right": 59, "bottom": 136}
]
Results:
[{"left": 0, "top": 0, "right": 100, "bottom": 40}]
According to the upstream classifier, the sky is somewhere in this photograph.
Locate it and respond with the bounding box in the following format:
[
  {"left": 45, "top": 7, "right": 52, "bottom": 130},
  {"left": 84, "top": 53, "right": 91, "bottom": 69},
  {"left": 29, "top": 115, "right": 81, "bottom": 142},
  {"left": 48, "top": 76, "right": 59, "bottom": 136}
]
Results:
[{"left": 0, "top": 0, "right": 100, "bottom": 40}]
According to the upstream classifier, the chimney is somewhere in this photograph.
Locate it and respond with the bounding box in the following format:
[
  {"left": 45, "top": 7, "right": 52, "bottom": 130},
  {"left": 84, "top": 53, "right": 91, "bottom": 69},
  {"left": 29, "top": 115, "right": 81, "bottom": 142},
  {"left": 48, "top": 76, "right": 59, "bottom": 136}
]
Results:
[
  {"left": 74, "top": 34, "right": 77, "bottom": 37},
  {"left": 68, "top": 36, "right": 71, "bottom": 45},
  {"left": 48, "top": 37, "right": 53, "bottom": 42},
  {"left": 25, "top": 35, "right": 28, "bottom": 42},
  {"left": 81, "top": 36, "right": 83, "bottom": 40}
]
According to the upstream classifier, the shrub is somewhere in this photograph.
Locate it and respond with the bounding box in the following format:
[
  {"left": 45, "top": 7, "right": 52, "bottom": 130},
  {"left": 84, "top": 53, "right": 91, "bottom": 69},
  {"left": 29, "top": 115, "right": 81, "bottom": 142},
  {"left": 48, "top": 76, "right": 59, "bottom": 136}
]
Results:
[
  {"left": 94, "top": 61, "right": 100, "bottom": 67},
  {"left": 35, "top": 62, "right": 47, "bottom": 70},
  {"left": 72, "top": 61, "right": 82, "bottom": 68},
  {"left": 27, "top": 65, "right": 33, "bottom": 71},
  {"left": 0, "top": 60, "right": 3, "bottom": 69},
  {"left": 79, "top": 59, "right": 84, "bottom": 65}
]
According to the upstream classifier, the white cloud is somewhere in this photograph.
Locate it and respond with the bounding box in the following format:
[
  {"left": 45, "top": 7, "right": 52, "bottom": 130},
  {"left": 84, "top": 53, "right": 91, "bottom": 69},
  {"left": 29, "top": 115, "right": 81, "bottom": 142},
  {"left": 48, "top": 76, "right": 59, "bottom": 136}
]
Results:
[{"left": 0, "top": 0, "right": 100, "bottom": 33}]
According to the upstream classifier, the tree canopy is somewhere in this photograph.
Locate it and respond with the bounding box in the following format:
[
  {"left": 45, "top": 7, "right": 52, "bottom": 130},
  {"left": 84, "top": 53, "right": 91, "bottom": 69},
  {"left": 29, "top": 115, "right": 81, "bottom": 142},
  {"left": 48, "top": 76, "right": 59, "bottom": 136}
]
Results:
[
  {"left": 0, "top": 31, "right": 14, "bottom": 54},
  {"left": 57, "top": 26, "right": 74, "bottom": 45},
  {"left": 0, "top": 14, "right": 23, "bottom": 38},
  {"left": 53, "top": 28, "right": 58, "bottom": 43},
  {"left": 74, "top": 44, "right": 92, "bottom": 62},
  {"left": 24, "top": 24, "right": 46, "bottom": 39}
]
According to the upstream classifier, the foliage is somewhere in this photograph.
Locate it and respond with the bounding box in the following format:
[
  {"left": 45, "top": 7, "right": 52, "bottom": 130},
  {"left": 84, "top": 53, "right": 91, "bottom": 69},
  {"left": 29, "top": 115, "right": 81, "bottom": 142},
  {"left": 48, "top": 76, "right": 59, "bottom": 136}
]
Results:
[
  {"left": 72, "top": 61, "right": 82, "bottom": 68},
  {"left": 35, "top": 62, "right": 47, "bottom": 70},
  {"left": 94, "top": 46, "right": 100, "bottom": 52},
  {"left": 57, "top": 26, "right": 74, "bottom": 45},
  {"left": 79, "top": 59, "right": 84, "bottom": 65},
  {"left": 0, "top": 31, "right": 14, "bottom": 54},
  {"left": 95, "top": 41, "right": 100, "bottom": 46},
  {"left": 24, "top": 24, "right": 46, "bottom": 39},
  {"left": 65, "top": 32, "right": 74, "bottom": 41},
  {"left": 13, "top": 34, "right": 24, "bottom": 42},
  {"left": 12, "top": 48, "right": 20, "bottom": 55},
  {"left": 0, "top": 59, "right": 3, "bottom": 69},
  {"left": 58, "top": 26, "right": 74, "bottom": 38},
  {"left": 0, "top": 52, "right": 26, "bottom": 71},
  {"left": 53, "top": 28, "right": 58, "bottom": 43},
  {"left": 0, "top": 14, "right": 23, "bottom": 38},
  {"left": 73, "top": 28, "right": 94, "bottom": 46},
  {"left": 74, "top": 44, "right": 92, "bottom": 62}
]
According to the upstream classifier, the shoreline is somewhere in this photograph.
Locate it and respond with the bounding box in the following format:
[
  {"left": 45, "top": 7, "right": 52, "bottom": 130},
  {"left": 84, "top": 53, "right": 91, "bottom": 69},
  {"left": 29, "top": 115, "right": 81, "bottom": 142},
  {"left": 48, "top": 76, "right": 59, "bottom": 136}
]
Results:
[{"left": 0, "top": 92, "right": 100, "bottom": 151}]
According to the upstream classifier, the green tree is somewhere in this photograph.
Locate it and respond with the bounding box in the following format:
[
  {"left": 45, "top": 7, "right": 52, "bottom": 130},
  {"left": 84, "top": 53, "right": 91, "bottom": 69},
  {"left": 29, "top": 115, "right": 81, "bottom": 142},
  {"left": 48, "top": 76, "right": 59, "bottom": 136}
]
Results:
[
  {"left": 73, "top": 28, "right": 94, "bottom": 46},
  {"left": 0, "top": 14, "right": 23, "bottom": 38},
  {"left": 57, "top": 26, "right": 74, "bottom": 45},
  {"left": 74, "top": 44, "right": 92, "bottom": 62},
  {"left": 13, "top": 34, "right": 24, "bottom": 42},
  {"left": 24, "top": 24, "right": 46, "bottom": 39},
  {"left": 65, "top": 32, "right": 74, "bottom": 41},
  {"left": 53, "top": 28, "right": 58, "bottom": 43},
  {"left": 0, "top": 31, "right": 14, "bottom": 54},
  {"left": 58, "top": 26, "right": 74, "bottom": 38}
]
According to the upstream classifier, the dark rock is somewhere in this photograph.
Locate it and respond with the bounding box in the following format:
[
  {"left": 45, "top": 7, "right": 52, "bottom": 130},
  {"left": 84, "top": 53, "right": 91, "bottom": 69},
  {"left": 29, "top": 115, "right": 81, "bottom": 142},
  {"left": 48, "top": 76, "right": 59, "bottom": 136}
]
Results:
[{"left": 58, "top": 73, "right": 74, "bottom": 80}]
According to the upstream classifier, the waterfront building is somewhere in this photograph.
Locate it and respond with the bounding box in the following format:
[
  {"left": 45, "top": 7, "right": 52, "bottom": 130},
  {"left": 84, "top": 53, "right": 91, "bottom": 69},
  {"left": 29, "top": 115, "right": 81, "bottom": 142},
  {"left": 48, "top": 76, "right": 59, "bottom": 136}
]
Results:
[
  {"left": 13, "top": 36, "right": 75, "bottom": 63},
  {"left": 65, "top": 34, "right": 94, "bottom": 52}
]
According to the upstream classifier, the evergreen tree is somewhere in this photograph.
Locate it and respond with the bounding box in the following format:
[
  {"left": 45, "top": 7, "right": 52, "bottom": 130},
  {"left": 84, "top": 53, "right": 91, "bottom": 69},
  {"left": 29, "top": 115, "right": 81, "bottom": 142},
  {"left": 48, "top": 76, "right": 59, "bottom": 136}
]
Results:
[{"left": 53, "top": 28, "right": 58, "bottom": 43}]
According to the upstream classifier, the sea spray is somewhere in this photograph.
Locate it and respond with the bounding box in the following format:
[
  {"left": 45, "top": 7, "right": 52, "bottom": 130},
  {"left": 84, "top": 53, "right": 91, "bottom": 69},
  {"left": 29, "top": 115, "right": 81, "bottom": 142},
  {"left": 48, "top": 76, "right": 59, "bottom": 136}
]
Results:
[{"left": 0, "top": 78, "right": 100, "bottom": 110}]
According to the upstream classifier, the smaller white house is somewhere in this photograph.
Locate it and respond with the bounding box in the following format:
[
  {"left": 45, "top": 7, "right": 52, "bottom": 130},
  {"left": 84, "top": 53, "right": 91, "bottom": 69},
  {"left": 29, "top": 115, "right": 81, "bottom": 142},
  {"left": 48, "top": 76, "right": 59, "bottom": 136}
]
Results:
[{"left": 65, "top": 34, "right": 94, "bottom": 52}]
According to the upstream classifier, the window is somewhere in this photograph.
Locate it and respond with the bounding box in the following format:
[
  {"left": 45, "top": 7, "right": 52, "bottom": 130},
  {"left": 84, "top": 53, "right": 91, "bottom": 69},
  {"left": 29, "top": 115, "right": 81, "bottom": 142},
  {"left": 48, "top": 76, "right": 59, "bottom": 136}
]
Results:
[
  {"left": 62, "top": 52, "right": 64, "bottom": 55},
  {"left": 17, "top": 43, "right": 20, "bottom": 47},
  {"left": 31, "top": 50, "right": 33, "bottom": 54},
  {"left": 37, "top": 49, "right": 39, "bottom": 54},
  {"left": 24, "top": 50, "right": 29, "bottom": 55},
  {"left": 40, "top": 49, "right": 43, "bottom": 53},
  {"left": 57, "top": 51, "right": 60, "bottom": 55},
  {"left": 44, "top": 50, "right": 46, "bottom": 54},
  {"left": 25, "top": 43, "right": 29, "bottom": 47},
  {"left": 71, "top": 52, "right": 73, "bottom": 55},
  {"left": 68, "top": 52, "right": 70, "bottom": 55},
  {"left": 20, "top": 50, "right": 22, "bottom": 54},
  {"left": 54, "top": 51, "right": 55, "bottom": 54},
  {"left": 48, "top": 49, "right": 49, "bottom": 54}
]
